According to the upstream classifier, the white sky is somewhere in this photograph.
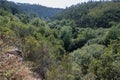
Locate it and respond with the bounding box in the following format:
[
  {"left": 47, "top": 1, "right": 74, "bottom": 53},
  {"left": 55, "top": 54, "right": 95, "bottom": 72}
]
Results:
[{"left": 7, "top": 0, "right": 89, "bottom": 8}]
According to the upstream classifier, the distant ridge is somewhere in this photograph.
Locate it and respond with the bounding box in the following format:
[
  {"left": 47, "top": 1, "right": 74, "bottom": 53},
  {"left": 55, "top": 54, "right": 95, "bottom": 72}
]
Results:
[
  {"left": 52, "top": 1, "right": 120, "bottom": 28},
  {"left": 0, "top": 0, "right": 63, "bottom": 18},
  {"left": 17, "top": 3, "right": 63, "bottom": 18}
]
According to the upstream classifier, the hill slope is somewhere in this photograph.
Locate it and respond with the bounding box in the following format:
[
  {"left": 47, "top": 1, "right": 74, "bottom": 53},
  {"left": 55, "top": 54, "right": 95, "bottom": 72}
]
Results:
[
  {"left": 53, "top": 1, "right": 120, "bottom": 28},
  {"left": 0, "top": 48, "right": 41, "bottom": 80},
  {"left": 18, "top": 3, "right": 63, "bottom": 18},
  {"left": 0, "top": 0, "right": 63, "bottom": 18},
  {"left": 0, "top": 0, "right": 120, "bottom": 80}
]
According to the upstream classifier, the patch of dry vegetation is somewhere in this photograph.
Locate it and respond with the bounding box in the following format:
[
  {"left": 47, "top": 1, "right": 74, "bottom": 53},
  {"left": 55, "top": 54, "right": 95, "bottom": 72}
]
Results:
[{"left": 0, "top": 52, "right": 41, "bottom": 80}]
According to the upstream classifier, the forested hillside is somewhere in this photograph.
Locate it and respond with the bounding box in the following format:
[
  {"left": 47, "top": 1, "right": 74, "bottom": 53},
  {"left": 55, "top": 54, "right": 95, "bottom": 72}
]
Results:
[
  {"left": 18, "top": 3, "right": 63, "bottom": 18},
  {"left": 0, "top": 0, "right": 63, "bottom": 18},
  {"left": 0, "top": 0, "right": 120, "bottom": 80},
  {"left": 53, "top": 1, "right": 120, "bottom": 28}
]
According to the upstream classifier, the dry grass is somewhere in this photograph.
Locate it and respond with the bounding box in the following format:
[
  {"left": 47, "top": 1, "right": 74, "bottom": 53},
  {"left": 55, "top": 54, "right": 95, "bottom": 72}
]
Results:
[{"left": 0, "top": 52, "right": 41, "bottom": 80}]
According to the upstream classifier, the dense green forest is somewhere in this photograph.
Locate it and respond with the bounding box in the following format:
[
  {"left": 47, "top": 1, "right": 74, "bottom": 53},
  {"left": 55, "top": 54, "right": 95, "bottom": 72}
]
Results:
[
  {"left": 0, "top": 0, "right": 120, "bottom": 80},
  {"left": 0, "top": 0, "right": 63, "bottom": 18},
  {"left": 18, "top": 3, "right": 63, "bottom": 18}
]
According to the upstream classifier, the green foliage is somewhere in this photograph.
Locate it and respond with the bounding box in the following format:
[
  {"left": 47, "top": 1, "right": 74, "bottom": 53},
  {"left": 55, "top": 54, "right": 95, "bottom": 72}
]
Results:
[
  {"left": 103, "top": 23, "right": 120, "bottom": 45},
  {"left": 60, "top": 26, "right": 72, "bottom": 50},
  {"left": 31, "top": 18, "right": 46, "bottom": 27},
  {"left": 48, "top": 19, "right": 76, "bottom": 29},
  {"left": 53, "top": 2, "right": 120, "bottom": 28},
  {"left": 32, "top": 41, "right": 55, "bottom": 79},
  {"left": 9, "top": 21, "right": 29, "bottom": 37},
  {"left": 70, "top": 44, "right": 105, "bottom": 75},
  {"left": 68, "top": 28, "right": 97, "bottom": 51},
  {"left": 47, "top": 55, "right": 82, "bottom": 80},
  {"left": 89, "top": 40, "right": 120, "bottom": 80},
  {"left": 0, "top": 0, "right": 23, "bottom": 14},
  {"left": 18, "top": 3, "right": 63, "bottom": 18},
  {"left": 1, "top": 1, "right": 120, "bottom": 80},
  {"left": 23, "top": 36, "right": 39, "bottom": 61}
]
